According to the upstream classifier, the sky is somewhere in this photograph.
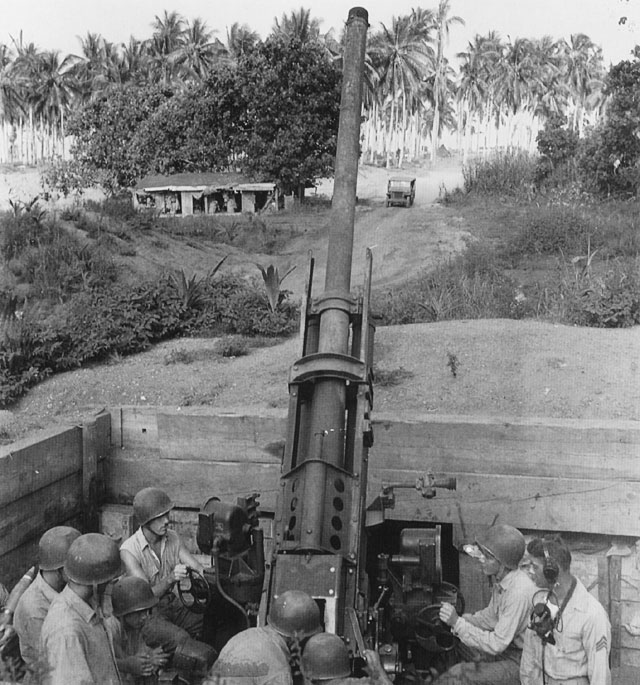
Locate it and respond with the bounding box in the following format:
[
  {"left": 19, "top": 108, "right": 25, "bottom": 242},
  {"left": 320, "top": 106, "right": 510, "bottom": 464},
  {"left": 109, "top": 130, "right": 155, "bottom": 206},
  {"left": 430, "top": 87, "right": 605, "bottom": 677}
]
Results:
[{"left": 2, "top": 0, "right": 639, "bottom": 66}]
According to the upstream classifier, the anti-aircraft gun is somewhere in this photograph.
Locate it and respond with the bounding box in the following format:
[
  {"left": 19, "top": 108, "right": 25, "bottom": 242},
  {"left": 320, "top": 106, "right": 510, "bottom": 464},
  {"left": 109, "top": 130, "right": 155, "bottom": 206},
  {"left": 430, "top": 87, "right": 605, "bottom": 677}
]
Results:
[{"left": 190, "top": 7, "right": 461, "bottom": 680}]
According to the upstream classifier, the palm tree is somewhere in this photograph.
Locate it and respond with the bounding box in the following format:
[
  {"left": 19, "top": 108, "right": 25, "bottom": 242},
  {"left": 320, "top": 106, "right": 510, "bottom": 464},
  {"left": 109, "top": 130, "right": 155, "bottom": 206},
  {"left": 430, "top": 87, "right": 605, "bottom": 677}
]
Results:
[
  {"left": 0, "top": 43, "right": 21, "bottom": 123},
  {"left": 174, "top": 18, "right": 225, "bottom": 82},
  {"left": 149, "top": 10, "right": 186, "bottom": 86},
  {"left": 430, "top": 0, "right": 464, "bottom": 162},
  {"left": 72, "top": 32, "right": 120, "bottom": 99},
  {"left": 457, "top": 34, "right": 498, "bottom": 160},
  {"left": 118, "top": 37, "right": 150, "bottom": 85},
  {"left": 225, "top": 23, "right": 260, "bottom": 62},
  {"left": 561, "top": 33, "right": 605, "bottom": 136},
  {"left": 494, "top": 37, "right": 542, "bottom": 148},
  {"left": 368, "top": 13, "right": 434, "bottom": 167},
  {"left": 271, "top": 7, "right": 321, "bottom": 43}
]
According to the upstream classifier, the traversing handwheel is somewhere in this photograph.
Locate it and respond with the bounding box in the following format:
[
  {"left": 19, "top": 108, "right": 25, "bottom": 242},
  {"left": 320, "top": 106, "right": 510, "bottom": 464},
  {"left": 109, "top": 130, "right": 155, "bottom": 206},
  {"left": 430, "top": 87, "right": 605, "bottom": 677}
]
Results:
[{"left": 177, "top": 568, "right": 211, "bottom": 614}]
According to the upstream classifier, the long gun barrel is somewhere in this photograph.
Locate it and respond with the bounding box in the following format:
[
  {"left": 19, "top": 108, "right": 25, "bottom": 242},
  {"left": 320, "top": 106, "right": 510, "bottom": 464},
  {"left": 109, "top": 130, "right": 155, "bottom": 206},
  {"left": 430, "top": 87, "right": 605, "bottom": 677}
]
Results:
[{"left": 261, "top": 7, "right": 372, "bottom": 638}]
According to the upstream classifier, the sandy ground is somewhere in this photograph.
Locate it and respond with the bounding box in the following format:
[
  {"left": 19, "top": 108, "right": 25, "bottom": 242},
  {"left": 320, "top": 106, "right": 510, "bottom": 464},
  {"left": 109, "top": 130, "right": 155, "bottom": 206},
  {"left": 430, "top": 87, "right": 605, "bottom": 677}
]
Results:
[{"left": 1, "top": 159, "right": 639, "bottom": 440}]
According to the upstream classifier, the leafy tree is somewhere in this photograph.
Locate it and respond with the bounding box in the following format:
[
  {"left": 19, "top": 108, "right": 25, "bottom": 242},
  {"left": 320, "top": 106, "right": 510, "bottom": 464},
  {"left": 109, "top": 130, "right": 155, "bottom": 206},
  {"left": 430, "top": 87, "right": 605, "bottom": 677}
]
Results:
[
  {"left": 67, "top": 83, "right": 173, "bottom": 191},
  {"left": 133, "top": 66, "right": 245, "bottom": 174},
  {"left": 577, "top": 51, "right": 640, "bottom": 197},
  {"left": 536, "top": 113, "right": 578, "bottom": 167},
  {"left": 236, "top": 36, "right": 341, "bottom": 196}
]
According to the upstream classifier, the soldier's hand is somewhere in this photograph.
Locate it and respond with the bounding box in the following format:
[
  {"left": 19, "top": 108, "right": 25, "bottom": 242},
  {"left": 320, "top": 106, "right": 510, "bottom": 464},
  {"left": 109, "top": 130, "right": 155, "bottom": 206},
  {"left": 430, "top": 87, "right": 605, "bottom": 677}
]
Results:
[
  {"left": 131, "top": 653, "right": 155, "bottom": 677},
  {"left": 173, "top": 563, "right": 189, "bottom": 581},
  {"left": 439, "top": 602, "right": 459, "bottom": 628},
  {"left": 0, "top": 622, "right": 15, "bottom": 648},
  {"left": 362, "top": 649, "right": 383, "bottom": 672},
  {"left": 147, "top": 646, "right": 169, "bottom": 669},
  {"left": 363, "top": 649, "right": 391, "bottom": 684}
]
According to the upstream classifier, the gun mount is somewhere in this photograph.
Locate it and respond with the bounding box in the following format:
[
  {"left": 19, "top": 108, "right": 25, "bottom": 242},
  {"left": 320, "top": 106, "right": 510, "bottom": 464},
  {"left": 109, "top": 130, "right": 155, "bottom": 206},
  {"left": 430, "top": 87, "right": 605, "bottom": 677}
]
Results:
[{"left": 192, "top": 7, "right": 462, "bottom": 680}]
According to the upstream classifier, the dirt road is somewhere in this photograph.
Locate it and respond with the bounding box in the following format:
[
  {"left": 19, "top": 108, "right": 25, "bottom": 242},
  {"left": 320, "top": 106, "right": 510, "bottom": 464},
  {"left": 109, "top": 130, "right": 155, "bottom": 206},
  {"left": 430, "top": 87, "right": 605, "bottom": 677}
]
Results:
[{"left": 285, "top": 161, "right": 469, "bottom": 296}]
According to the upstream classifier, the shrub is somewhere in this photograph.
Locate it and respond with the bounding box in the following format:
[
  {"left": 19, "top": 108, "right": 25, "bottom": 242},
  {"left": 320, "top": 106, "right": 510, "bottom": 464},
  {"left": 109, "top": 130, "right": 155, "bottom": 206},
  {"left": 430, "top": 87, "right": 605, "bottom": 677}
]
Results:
[
  {"left": 462, "top": 150, "right": 537, "bottom": 197},
  {"left": 535, "top": 113, "right": 579, "bottom": 187},
  {"left": 568, "top": 259, "right": 640, "bottom": 327},
  {"left": 1, "top": 200, "right": 47, "bottom": 261},
  {"left": 41, "top": 158, "right": 91, "bottom": 198},
  {"left": 218, "top": 336, "right": 249, "bottom": 357},
  {"left": 372, "top": 248, "right": 519, "bottom": 326},
  {"left": 373, "top": 365, "right": 414, "bottom": 386},
  {"left": 506, "top": 206, "right": 596, "bottom": 258},
  {"left": 164, "top": 347, "right": 195, "bottom": 365}
]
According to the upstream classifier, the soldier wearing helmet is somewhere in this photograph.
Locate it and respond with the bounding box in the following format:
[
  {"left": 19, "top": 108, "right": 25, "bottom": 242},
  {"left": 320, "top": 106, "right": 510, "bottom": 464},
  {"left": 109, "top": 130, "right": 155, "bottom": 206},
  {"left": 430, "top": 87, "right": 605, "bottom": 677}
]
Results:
[
  {"left": 436, "top": 523, "right": 537, "bottom": 685},
  {"left": 301, "top": 632, "right": 393, "bottom": 685},
  {"left": 40, "top": 533, "right": 122, "bottom": 684},
  {"left": 120, "top": 487, "right": 205, "bottom": 652},
  {"left": 206, "top": 590, "right": 323, "bottom": 685},
  {"left": 13, "top": 525, "right": 81, "bottom": 680},
  {"left": 109, "top": 577, "right": 168, "bottom": 684}
]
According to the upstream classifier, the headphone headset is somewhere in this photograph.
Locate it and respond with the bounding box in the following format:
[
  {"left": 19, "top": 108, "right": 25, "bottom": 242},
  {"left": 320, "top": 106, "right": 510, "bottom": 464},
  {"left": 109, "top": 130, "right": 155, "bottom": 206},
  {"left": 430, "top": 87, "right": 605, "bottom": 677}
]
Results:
[{"left": 542, "top": 540, "right": 560, "bottom": 584}]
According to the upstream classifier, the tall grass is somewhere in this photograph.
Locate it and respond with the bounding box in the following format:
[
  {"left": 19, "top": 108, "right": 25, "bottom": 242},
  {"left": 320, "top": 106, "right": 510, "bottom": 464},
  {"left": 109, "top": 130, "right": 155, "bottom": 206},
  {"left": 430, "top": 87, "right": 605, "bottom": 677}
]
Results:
[{"left": 463, "top": 150, "right": 537, "bottom": 196}]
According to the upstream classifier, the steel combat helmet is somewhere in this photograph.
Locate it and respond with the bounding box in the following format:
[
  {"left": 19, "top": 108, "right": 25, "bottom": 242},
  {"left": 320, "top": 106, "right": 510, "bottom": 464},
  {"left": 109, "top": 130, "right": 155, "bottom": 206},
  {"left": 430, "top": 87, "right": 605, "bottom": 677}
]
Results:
[
  {"left": 476, "top": 523, "right": 525, "bottom": 569},
  {"left": 38, "top": 526, "right": 82, "bottom": 571},
  {"left": 64, "top": 533, "right": 122, "bottom": 585},
  {"left": 133, "top": 487, "right": 173, "bottom": 527},
  {"left": 267, "top": 590, "right": 322, "bottom": 639},
  {"left": 301, "top": 633, "right": 351, "bottom": 680},
  {"left": 111, "top": 576, "right": 158, "bottom": 617}
]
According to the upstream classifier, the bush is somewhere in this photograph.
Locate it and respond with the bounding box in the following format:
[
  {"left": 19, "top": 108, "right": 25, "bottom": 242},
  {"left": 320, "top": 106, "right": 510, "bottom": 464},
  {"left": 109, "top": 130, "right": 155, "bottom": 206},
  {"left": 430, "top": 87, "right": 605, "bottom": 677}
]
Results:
[
  {"left": 372, "top": 246, "right": 520, "bottom": 325},
  {"left": 568, "top": 259, "right": 640, "bottom": 327},
  {"left": 506, "top": 206, "right": 596, "bottom": 257},
  {"left": 218, "top": 336, "right": 249, "bottom": 357},
  {"left": 1, "top": 201, "right": 47, "bottom": 261},
  {"left": 0, "top": 272, "right": 298, "bottom": 407},
  {"left": 463, "top": 150, "right": 537, "bottom": 197},
  {"left": 535, "top": 113, "right": 579, "bottom": 188}
]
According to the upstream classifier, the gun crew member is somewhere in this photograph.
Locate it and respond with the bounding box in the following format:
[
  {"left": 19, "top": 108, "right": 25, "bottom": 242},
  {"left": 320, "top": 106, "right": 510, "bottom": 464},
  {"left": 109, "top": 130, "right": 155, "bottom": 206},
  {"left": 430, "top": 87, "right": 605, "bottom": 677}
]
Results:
[
  {"left": 120, "top": 487, "right": 205, "bottom": 651},
  {"left": 520, "top": 535, "right": 611, "bottom": 685},
  {"left": 40, "top": 533, "right": 122, "bottom": 685},
  {"left": 13, "top": 526, "right": 81, "bottom": 681},
  {"left": 109, "top": 576, "right": 169, "bottom": 684},
  {"left": 437, "top": 523, "right": 537, "bottom": 684},
  {"left": 301, "top": 632, "right": 393, "bottom": 685},
  {"left": 205, "top": 590, "right": 322, "bottom": 685}
]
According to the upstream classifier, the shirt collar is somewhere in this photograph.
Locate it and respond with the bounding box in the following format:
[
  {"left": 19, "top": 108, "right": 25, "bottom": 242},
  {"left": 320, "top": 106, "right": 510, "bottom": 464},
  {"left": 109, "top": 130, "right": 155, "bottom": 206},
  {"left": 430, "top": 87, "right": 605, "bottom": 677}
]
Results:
[
  {"left": 136, "top": 526, "right": 166, "bottom": 554},
  {"left": 35, "top": 572, "right": 60, "bottom": 604},
  {"left": 495, "top": 567, "right": 519, "bottom": 592},
  {"left": 61, "top": 585, "right": 97, "bottom": 623}
]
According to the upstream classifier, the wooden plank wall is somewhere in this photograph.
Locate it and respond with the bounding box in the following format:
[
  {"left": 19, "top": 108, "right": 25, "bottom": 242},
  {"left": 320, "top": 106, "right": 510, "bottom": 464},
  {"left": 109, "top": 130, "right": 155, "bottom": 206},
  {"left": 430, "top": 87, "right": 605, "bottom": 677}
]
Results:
[
  {"left": 0, "top": 412, "right": 111, "bottom": 587},
  {"left": 105, "top": 406, "right": 640, "bottom": 666},
  {"left": 107, "top": 407, "right": 640, "bottom": 535}
]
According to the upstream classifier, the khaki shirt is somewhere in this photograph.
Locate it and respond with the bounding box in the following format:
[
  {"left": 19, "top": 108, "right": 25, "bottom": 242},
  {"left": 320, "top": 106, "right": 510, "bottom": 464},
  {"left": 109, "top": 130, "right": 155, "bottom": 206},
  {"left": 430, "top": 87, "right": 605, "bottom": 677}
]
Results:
[
  {"left": 14, "top": 573, "right": 58, "bottom": 670},
  {"left": 120, "top": 528, "right": 180, "bottom": 595},
  {"left": 40, "top": 585, "right": 121, "bottom": 685},
  {"left": 205, "top": 626, "right": 291, "bottom": 685},
  {"left": 520, "top": 578, "right": 611, "bottom": 685},
  {"left": 452, "top": 568, "right": 537, "bottom": 655}
]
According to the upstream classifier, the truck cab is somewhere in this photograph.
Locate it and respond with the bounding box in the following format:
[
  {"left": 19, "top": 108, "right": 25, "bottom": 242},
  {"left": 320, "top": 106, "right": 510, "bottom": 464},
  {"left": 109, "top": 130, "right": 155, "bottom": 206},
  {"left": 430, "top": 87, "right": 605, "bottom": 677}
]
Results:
[{"left": 386, "top": 176, "right": 416, "bottom": 207}]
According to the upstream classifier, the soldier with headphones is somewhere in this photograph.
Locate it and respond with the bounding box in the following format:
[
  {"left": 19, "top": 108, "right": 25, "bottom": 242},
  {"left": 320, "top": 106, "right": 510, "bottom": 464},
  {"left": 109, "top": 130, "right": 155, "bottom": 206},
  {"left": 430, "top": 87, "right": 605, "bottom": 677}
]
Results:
[{"left": 520, "top": 535, "right": 611, "bottom": 685}]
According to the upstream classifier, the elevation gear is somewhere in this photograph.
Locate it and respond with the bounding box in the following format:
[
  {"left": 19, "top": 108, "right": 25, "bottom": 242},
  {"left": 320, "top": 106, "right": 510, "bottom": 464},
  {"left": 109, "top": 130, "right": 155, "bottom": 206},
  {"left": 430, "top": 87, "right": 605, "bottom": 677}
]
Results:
[
  {"left": 38, "top": 526, "right": 82, "bottom": 571},
  {"left": 476, "top": 523, "right": 525, "bottom": 570},
  {"left": 301, "top": 633, "right": 351, "bottom": 680},
  {"left": 111, "top": 576, "right": 158, "bottom": 617},
  {"left": 267, "top": 590, "right": 322, "bottom": 639},
  {"left": 64, "top": 533, "right": 122, "bottom": 585},
  {"left": 133, "top": 487, "right": 174, "bottom": 527}
]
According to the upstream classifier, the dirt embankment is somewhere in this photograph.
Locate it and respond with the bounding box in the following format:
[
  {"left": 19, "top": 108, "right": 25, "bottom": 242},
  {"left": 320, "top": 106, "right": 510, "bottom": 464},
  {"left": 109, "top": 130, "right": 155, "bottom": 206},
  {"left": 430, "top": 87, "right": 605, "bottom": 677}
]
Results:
[{"left": 1, "top": 160, "right": 639, "bottom": 442}]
